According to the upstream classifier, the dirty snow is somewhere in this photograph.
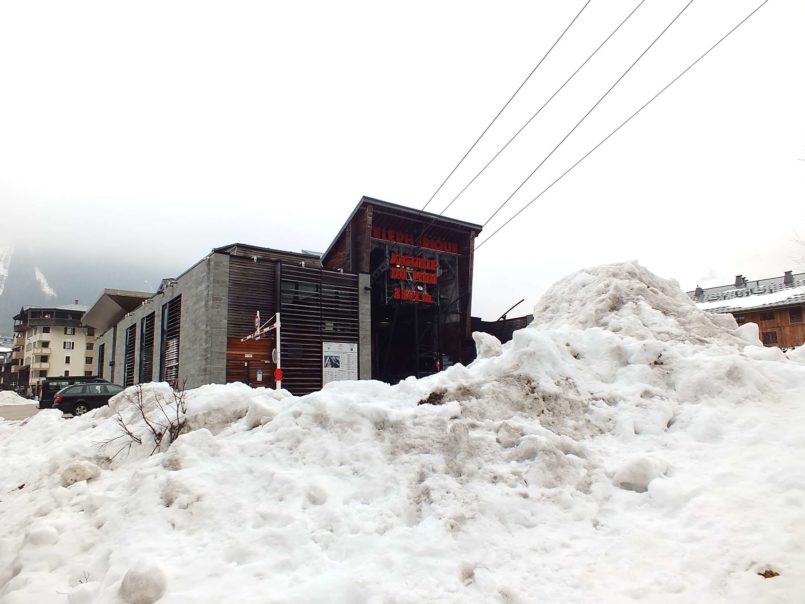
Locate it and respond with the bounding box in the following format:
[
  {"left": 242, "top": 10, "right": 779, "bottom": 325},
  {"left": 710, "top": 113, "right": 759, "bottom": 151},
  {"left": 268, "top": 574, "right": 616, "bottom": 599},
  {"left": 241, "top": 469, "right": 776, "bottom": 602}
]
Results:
[{"left": 0, "top": 262, "right": 803, "bottom": 603}]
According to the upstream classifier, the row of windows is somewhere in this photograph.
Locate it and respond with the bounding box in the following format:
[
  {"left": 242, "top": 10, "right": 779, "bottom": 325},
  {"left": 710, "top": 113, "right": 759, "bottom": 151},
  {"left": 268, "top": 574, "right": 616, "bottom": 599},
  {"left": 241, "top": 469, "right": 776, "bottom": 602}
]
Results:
[
  {"left": 32, "top": 355, "right": 93, "bottom": 364},
  {"left": 35, "top": 370, "right": 93, "bottom": 378},
  {"left": 31, "top": 327, "right": 95, "bottom": 336},
  {"left": 735, "top": 308, "right": 803, "bottom": 325},
  {"left": 25, "top": 341, "right": 94, "bottom": 351}
]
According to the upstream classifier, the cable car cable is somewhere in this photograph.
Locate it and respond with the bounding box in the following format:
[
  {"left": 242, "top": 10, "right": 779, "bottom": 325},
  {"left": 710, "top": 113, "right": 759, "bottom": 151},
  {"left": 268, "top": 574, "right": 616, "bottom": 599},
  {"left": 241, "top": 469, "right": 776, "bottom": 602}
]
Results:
[
  {"left": 479, "top": 0, "right": 694, "bottom": 230},
  {"left": 436, "top": 0, "right": 648, "bottom": 220},
  {"left": 475, "top": 0, "right": 770, "bottom": 251},
  {"left": 419, "top": 0, "right": 593, "bottom": 213}
]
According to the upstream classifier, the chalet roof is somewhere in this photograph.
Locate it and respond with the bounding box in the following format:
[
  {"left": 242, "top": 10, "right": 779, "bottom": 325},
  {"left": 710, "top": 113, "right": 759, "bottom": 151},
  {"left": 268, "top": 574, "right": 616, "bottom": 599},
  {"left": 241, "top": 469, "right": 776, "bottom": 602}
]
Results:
[
  {"left": 19, "top": 304, "right": 88, "bottom": 313},
  {"left": 322, "top": 196, "right": 483, "bottom": 263},
  {"left": 690, "top": 271, "right": 805, "bottom": 314}
]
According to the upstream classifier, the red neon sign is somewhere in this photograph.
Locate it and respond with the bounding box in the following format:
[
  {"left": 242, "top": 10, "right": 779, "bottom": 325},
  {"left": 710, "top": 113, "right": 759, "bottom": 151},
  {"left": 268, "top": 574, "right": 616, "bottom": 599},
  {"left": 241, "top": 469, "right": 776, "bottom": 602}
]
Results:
[
  {"left": 393, "top": 287, "right": 433, "bottom": 303},
  {"left": 373, "top": 227, "right": 458, "bottom": 254}
]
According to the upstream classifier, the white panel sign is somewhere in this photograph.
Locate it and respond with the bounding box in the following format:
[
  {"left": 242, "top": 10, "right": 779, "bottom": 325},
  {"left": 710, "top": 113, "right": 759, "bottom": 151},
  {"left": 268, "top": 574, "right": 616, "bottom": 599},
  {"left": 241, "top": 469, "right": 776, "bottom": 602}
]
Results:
[{"left": 322, "top": 342, "right": 358, "bottom": 384}]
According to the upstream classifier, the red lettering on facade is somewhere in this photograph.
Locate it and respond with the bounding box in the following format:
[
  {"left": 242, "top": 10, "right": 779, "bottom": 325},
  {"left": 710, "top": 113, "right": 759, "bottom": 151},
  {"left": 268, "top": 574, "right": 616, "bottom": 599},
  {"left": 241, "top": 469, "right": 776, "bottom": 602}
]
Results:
[{"left": 373, "top": 227, "right": 457, "bottom": 254}]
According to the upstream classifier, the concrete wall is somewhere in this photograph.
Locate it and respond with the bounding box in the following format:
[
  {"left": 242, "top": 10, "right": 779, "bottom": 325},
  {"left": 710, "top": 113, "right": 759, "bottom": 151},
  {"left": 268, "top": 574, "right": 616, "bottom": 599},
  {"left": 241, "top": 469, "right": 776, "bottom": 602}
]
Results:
[
  {"left": 170, "top": 252, "right": 229, "bottom": 388},
  {"left": 95, "top": 253, "right": 230, "bottom": 389},
  {"left": 358, "top": 272, "right": 371, "bottom": 379}
]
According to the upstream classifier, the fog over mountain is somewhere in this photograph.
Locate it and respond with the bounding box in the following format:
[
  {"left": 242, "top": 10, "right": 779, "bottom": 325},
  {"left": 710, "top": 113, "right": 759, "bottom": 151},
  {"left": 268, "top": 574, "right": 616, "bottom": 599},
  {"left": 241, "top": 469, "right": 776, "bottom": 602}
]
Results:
[{"left": 0, "top": 246, "right": 179, "bottom": 336}]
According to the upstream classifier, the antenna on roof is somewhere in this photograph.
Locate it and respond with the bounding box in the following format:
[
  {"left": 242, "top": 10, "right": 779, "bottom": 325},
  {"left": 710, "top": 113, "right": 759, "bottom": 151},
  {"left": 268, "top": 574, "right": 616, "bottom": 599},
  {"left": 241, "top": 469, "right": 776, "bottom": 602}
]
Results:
[{"left": 497, "top": 299, "right": 525, "bottom": 321}]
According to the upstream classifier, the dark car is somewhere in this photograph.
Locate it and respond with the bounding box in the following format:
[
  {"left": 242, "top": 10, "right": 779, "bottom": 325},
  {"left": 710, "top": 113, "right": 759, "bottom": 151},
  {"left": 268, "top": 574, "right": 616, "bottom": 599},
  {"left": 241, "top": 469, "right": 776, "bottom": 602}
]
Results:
[
  {"left": 39, "top": 376, "right": 109, "bottom": 409},
  {"left": 53, "top": 383, "right": 125, "bottom": 416}
]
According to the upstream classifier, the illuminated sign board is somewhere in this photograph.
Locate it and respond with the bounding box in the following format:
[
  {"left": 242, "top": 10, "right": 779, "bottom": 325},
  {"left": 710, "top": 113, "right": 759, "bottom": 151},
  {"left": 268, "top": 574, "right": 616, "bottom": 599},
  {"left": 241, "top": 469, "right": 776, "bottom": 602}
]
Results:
[{"left": 388, "top": 252, "right": 437, "bottom": 304}]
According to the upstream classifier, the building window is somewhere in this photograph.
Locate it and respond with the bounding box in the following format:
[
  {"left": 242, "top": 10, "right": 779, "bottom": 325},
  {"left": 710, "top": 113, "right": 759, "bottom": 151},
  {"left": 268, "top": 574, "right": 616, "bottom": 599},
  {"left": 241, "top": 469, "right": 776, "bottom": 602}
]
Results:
[
  {"left": 65, "top": 327, "right": 76, "bottom": 335},
  {"left": 42, "top": 326, "right": 50, "bottom": 333},
  {"left": 160, "top": 296, "right": 182, "bottom": 388},
  {"left": 734, "top": 315, "right": 746, "bottom": 325},
  {"left": 97, "top": 343, "right": 105, "bottom": 378},
  {"left": 762, "top": 331, "right": 778, "bottom": 345},
  {"left": 65, "top": 356, "right": 71, "bottom": 364},
  {"left": 139, "top": 313, "right": 156, "bottom": 383},
  {"left": 64, "top": 341, "right": 75, "bottom": 350},
  {"left": 790, "top": 308, "right": 803, "bottom": 324},
  {"left": 39, "top": 340, "right": 50, "bottom": 349},
  {"left": 64, "top": 370, "right": 70, "bottom": 377},
  {"left": 86, "top": 342, "right": 94, "bottom": 350},
  {"left": 124, "top": 324, "right": 137, "bottom": 387},
  {"left": 86, "top": 327, "right": 95, "bottom": 336},
  {"left": 85, "top": 371, "right": 92, "bottom": 376},
  {"left": 85, "top": 356, "right": 92, "bottom": 365},
  {"left": 760, "top": 311, "right": 775, "bottom": 321},
  {"left": 39, "top": 355, "right": 48, "bottom": 363}
]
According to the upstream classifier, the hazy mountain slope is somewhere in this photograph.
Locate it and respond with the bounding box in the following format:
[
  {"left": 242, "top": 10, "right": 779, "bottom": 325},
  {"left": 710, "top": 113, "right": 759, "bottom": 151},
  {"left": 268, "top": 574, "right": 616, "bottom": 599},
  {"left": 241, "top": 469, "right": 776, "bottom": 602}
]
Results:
[{"left": 0, "top": 247, "right": 174, "bottom": 334}]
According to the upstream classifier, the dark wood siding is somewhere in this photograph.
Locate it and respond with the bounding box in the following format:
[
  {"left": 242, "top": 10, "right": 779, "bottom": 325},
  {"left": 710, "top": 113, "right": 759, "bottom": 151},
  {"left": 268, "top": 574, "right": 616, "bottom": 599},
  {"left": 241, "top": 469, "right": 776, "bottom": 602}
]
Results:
[
  {"left": 227, "top": 256, "right": 277, "bottom": 339},
  {"left": 280, "top": 264, "right": 323, "bottom": 395},
  {"left": 733, "top": 303, "right": 805, "bottom": 349},
  {"left": 226, "top": 337, "right": 274, "bottom": 387},
  {"left": 279, "top": 265, "right": 358, "bottom": 395}
]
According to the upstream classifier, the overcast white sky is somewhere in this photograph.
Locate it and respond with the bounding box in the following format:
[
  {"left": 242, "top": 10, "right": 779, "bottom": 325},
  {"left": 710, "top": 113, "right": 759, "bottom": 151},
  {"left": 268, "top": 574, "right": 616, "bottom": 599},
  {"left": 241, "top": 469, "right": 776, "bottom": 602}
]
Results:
[{"left": 1, "top": 0, "right": 803, "bottom": 318}]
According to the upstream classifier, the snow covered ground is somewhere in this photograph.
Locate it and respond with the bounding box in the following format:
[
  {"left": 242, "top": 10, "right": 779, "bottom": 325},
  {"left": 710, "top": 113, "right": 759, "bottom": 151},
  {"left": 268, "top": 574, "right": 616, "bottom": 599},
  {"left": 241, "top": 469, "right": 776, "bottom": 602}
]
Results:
[
  {"left": 0, "top": 391, "right": 30, "bottom": 407},
  {"left": 1, "top": 262, "right": 803, "bottom": 603}
]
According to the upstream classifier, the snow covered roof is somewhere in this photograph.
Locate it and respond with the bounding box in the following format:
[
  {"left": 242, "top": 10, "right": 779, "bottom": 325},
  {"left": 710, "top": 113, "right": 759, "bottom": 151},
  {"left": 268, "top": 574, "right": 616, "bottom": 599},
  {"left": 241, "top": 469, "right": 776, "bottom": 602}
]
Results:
[{"left": 689, "top": 271, "right": 805, "bottom": 314}]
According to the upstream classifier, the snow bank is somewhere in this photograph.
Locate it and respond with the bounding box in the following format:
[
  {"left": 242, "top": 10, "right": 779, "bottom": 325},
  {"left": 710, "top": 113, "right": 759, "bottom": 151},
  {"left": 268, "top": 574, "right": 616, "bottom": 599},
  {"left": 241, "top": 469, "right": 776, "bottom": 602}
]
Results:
[
  {"left": 0, "top": 391, "right": 30, "bottom": 406},
  {"left": 0, "top": 262, "right": 804, "bottom": 603}
]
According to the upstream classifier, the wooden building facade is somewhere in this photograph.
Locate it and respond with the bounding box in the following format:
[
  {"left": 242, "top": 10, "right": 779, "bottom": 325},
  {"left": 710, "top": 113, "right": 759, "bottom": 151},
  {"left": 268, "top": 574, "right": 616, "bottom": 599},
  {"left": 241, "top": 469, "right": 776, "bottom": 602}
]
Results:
[
  {"left": 86, "top": 197, "right": 480, "bottom": 395},
  {"left": 322, "top": 197, "right": 481, "bottom": 384},
  {"left": 691, "top": 271, "right": 805, "bottom": 350}
]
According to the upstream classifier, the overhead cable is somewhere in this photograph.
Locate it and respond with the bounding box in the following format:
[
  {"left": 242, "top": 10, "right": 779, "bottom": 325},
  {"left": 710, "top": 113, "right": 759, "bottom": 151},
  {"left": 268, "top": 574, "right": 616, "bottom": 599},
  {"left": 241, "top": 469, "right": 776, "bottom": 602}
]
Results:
[
  {"left": 437, "top": 0, "right": 648, "bottom": 219},
  {"left": 475, "top": 0, "right": 770, "bottom": 250},
  {"left": 480, "top": 0, "right": 695, "bottom": 229},
  {"left": 419, "top": 0, "right": 593, "bottom": 213}
]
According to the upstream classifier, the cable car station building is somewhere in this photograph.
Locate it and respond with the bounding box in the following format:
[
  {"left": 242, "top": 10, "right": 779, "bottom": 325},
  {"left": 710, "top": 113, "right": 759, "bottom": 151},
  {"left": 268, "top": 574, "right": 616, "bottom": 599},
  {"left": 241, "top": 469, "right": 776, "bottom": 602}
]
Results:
[{"left": 85, "top": 197, "right": 481, "bottom": 395}]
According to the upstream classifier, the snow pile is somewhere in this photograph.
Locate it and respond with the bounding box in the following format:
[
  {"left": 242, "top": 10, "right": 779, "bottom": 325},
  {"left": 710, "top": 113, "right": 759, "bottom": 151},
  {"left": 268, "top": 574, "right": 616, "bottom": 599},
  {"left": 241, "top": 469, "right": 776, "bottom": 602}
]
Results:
[
  {"left": 0, "top": 391, "right": 30, "bottom": 406},
  {"left": 1, "top": 262, "right": 804, "bottom": 603}
]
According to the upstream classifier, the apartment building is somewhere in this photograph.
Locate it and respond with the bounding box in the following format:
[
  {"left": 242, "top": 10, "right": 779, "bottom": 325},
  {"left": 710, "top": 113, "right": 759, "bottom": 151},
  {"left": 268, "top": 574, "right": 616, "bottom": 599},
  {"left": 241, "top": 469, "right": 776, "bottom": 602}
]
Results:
[{"left": 11, "top": 304, "right": 95, "bottom": 396}]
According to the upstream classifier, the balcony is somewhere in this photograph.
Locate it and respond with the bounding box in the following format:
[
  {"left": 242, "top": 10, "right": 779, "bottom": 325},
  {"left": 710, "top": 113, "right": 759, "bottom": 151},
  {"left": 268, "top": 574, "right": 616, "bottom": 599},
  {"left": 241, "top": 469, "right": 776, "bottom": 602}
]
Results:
[
  {"left": 31, "top": 362, "right": 50, "bottom": 370},
  {"left": 12, "top": 350, "right": 24, "bottom": 361}
]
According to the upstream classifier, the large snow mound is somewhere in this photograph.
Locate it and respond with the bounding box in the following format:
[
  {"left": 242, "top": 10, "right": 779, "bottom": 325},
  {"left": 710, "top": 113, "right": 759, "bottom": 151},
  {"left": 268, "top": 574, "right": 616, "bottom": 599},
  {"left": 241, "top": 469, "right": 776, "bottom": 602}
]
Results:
[
  {"left": 532, "top": 261, "right": 740, "bottom": 343},
  {"left": 0, "top": 262, "right": 804, "bottom": 603}
]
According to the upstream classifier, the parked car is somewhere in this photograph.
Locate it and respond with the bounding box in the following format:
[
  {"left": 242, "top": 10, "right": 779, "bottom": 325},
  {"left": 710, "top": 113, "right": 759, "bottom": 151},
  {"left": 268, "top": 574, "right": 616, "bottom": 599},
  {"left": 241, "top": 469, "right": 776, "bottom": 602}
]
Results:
[
  {"left": 39, "top": 376, "right": 109, "bottom": 409},
  {"left": 53, "top": 383, "right": 125, "bottom": 416}
]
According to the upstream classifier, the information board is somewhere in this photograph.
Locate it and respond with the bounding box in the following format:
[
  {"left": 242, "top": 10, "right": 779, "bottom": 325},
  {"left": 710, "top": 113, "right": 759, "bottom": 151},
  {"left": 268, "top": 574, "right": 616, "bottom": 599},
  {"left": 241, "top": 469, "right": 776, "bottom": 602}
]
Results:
[{"left": 322, "top": 342, "right": 358, "bottom": 384}]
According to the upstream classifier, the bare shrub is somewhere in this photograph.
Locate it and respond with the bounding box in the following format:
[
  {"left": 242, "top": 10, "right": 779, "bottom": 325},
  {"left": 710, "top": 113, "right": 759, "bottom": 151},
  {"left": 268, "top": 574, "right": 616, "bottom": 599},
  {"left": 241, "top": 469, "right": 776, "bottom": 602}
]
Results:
[{"left": 104, "top": 382, "right": 189, "bottom": 458}]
